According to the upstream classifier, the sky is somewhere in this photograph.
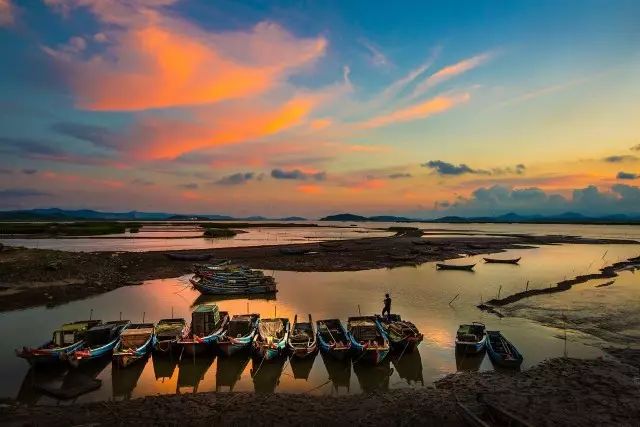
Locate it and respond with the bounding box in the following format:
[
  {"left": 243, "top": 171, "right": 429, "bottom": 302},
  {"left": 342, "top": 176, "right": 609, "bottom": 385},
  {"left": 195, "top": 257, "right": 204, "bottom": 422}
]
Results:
[{"left": 0, "top": 0, "right": 640, "bottom": 218}]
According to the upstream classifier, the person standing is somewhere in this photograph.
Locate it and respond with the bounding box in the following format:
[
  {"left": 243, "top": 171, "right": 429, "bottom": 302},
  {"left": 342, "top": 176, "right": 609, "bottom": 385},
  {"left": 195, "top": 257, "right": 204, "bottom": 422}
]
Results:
[{"left": 382, "top": 293, "right": 391, "bottom": 317}]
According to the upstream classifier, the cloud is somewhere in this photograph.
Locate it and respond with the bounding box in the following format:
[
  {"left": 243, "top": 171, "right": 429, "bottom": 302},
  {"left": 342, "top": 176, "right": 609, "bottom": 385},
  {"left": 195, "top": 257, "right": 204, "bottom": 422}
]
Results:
[
  {"left": 215, "top": 172, "right": 255, "bottom": 185},
  {"left": 271, "top": 168, "right": 326, "bottom": 181},
  {"left": 179, "top": 182, "right": 198, "bottom": 189},
  {"left": 51, "top": 121, "right": 117, "bottom": 149},
  {"left": 631, "top": 144, "right": 640, "bottom": 152},
  {"left": 131, "top": 178, "right": 154, "bottom": 186},
  {"left": 603, "top": 155, "right": 638, "bottom": 163},
  {"left": 617, "top": 171, "right": 638, "bottom": 180},
  {"left": 388, "top": 173, "right": 412, "bottom": 179},
  {"left": 0, "top": 0, "right": 15, "bottom": 27},
  {"left": 0, "top": 188, "right": 51, "bottom": 198},
  {"left": 22, "top": 169, "right": 38, "bottom": 175},
  {"left": 297, "top": 184, "right": 324, "bottom": 194},
  {"left": 360, "top": 39, "right": 390, "bottom": 68},
  {"left": 421, "top": 160, "right": 487, "bottom": 176},
  {"left": 0, "top": 136, "right": 65, "bottom": 156}
]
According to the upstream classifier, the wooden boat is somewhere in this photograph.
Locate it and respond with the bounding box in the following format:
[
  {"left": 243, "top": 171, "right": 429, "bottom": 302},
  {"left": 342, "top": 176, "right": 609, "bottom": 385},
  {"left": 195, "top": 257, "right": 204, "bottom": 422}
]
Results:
[
  {"left": 112, "top": 323, "right": 156, "bottom": 368},
  {"left": 483, "top": 257, "right": 521, "bottom": 264},
  {"left": 154, "top": 318, "right": 187, "bottom": 354},
  {"left": 190, "top": 265, "right": 277, "bottom": 296},
  {"left": 316, "top": 319, "right": 352, "bottom": 360},
  {"left": 485, "top": 331, "right": 523, "bottom": 368},
  {"left": 253, "top": 317, "right": 290, "bottom": 361},
  {"left": 279, "top": 247, "right": 312, "bottom": 255},
  {"left": 16, "top": 320, "right": 101, "bottom": 366},
  {"left": 375, "top": 315, "right": 423, "bottom": 352},
  {"left": 166, "top": 252, "right": 211, "bottom": 261},
  {"left": 216, "top": 313, "right": 260, "bottom": 356},
  {"left": 70, "top": 320, "right": 130, "bottom": 364},
  {"left": 347, "top": 316, "right": 390, "bottom": 365},
  {"left": 177, "top": 303, "right": 229, "bottom": 356},
  {"left": 436, "top": 263, "right": 476, "bottom": 271},
  {"left": 455, "top": 322, "right": 486, "bottom": 354},
  {"left": 288, "top": 314, "right": 318, "bottom": 358}
]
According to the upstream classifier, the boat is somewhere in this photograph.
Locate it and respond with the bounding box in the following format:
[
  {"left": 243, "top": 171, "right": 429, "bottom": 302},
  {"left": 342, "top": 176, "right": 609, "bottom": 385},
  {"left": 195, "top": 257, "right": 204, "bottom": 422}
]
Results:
[
  {"left": 455, "top": 322, "right": 486, "bottom": 354},
  {"left": 112, "top": 323, "right": 156, "bottom": 368},
  {"left": 288, "top": 314, "right": 318, "bottom": 358},
  {"left": 16, "top": 320, "right": 101, "bottom": 366},
  {"left": 253, "top": 317, "right": 290, "bottom": 361},
  {"left": 485, "top": 331, "right": 524, "bottom": 368},
  {"left": 190, "top": 265, "right": 277, "bottom": 296},
  {"left": 154, "top": 318, "right": 187, "bottom": 354},
  {"left": 319, "top": 241, "right": 342, "bottom": 248},
  {"left": 437, "top": 263, "right": 476, "bottom": 271},
  {"left": 279, "top": 247, "right": 312, "bottom": 255},
  {"left": 347, "top": 316, "right": 390, "bottom": 365},
  {"left": 166, "top": 252, "right": 212, "bottom": 261},
  {"left": 216, "top": 313, "right": 260, "bottom": 356},
  {"left": 483, "top": 257, "right": 521, "bottom": 264},
  {"left": 375, "top": 315, "right": 423, "bottom": 352},
  {"left": 316, "top": 319, "right": 352, "bottom": 360},
  {"left": 70, "top": 320, "right": 130, "bottom": 364},
  {"left": 177, "top": 303, "right": 229, "bottom": 356}
]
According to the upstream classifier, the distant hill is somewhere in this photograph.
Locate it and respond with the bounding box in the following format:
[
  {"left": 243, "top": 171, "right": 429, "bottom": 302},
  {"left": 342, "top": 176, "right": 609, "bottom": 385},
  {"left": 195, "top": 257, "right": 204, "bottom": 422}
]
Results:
[{"left": 320, "top": 213, "right": 370, "bottom": 222}]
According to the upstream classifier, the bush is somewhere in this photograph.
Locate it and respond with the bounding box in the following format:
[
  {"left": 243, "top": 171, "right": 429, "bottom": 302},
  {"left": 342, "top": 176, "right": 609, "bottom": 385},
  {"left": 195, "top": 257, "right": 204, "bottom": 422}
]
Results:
[{"left": 203, "top": 228, "right": 237, "bottom": 238}]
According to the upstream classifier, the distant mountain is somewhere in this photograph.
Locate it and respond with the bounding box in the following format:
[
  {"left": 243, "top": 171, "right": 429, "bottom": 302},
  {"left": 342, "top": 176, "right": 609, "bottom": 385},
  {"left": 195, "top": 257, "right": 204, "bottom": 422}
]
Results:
[
  {"left": 278, "top": 216, "right": 307, "bottom": 221},
  {"left": 320, "top": 213, "right": 369, "bottom": 221}
]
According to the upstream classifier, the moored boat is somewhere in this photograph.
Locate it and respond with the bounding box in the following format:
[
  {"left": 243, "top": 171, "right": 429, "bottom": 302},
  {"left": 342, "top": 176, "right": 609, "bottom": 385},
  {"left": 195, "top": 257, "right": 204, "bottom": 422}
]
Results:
[
  {"left": 216, "top": 313, "right": 260, "bottom": 356},
  {"left": 375, "top": 314, "right": 423, "bottom": 352},
  {"left": 166, "top": 252, "right": 212, "bottom": 261},
  {"left": 112, "top": 323, "right": 156, "bottom": 368},
  {"left": 288, "top": 314, "right": 317, "bottom": 358},
  {"left": 177, "top": 303, "right": 229, "bottom": 356},
  {"left": 455, "top": 322, "right": 486, "bottom": 354},
  {"left": 436, "top": 263, "right": 476, "bottom": 271},
  {"left": 483, "top": 257, "right": 521, "bottom": 264},
  {"left": 70, "top": 320, "right": 130, "bottom": 364},
  {"left": 253, "top": 317, "right": 290, "bottom": 361},
  {"left": 485, "top": 330, "right": 523, "bottom": 368},
  {"left": 316, "top": 319, "right": 352, "bottom": 360},
  {"left": 347, "top": 316, "right": 390, "bottom": 365},
  {"left": 154, "top": 318, "right": 187, "bottom": 354},
  {"left": 190, "top": 264, "right": 277, "bottom": 296}
]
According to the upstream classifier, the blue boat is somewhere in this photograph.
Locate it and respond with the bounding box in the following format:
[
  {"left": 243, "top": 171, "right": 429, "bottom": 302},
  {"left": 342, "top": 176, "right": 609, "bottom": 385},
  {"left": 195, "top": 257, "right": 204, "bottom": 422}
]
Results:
[
  {"left": 316, "top": 319, "right": 352, "bottom": 360},
  {"left": 455, "top": 322, "right": 486, "bottom": 354},
  {"left": 70, "top": 320, "right": 130, "bottom": 364},
  {"left": 347, "top": 316, "right": 390, "bottom": 365},
  {"left": 16, "top": 320, "right": 101, "bottom": 366},
  {"left": 253, "top": 318, "right": 290, "bottom": 361},
  {"left": 375, "top": 314, "right": 423, "bottom": 352},
  {"left": 112, "top": 323, "right": 156, "bottom": 368},
  {"left": 485, "top": 331, "right": 523, "bottom": 368},
  {"left": 177, "top": 303, "right": 229, "bottom": 356},
  {"left": 154, "top": 318, "right": 187, "bottom": 354},
  {"left": 217, "top": 314, "right": 260, "bottom": 356}
]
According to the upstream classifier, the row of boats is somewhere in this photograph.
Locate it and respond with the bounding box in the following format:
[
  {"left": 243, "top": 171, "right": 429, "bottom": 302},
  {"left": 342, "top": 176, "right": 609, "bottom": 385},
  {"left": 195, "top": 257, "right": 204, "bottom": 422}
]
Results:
[
  {"left": 455, "top": 322, "right": 523, "bottom": 368},
  {"left": 190, "top": 263, "right": 277, "bottom": 295}
]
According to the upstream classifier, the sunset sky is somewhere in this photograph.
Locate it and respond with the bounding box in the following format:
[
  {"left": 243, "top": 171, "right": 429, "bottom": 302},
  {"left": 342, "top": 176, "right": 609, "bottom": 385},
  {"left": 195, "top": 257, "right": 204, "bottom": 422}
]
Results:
[{"left": 1, "top": 0, "right": 639, "bottom": 217}]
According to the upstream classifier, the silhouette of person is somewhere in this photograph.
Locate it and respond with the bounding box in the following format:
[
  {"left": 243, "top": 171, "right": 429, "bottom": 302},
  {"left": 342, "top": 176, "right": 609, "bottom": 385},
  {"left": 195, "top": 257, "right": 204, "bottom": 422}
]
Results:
[{"left": 382, "top": 293, "right": 391, "bottom": 317}]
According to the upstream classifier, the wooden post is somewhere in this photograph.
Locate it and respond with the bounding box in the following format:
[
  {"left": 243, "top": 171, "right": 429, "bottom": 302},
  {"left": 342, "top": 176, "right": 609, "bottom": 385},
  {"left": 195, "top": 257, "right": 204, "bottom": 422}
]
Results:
[
  {"left": 171, "top": 306, "right": 174, "bottom": 318},
  {"left": 119, "top": 311, "right": 122, "bottom": 321},
  {"left": 143, "top": 311, "right": 146, "bottom": 323},
  {"left": 90, "top": 309, "right": 93, "bottom": 320},
  {"left": 525, "top": 281, "right": 529, "bottom": 292},
  {"left": 358, "top": 304, "right": 361, "bottom": 316},
  {"left": 497, "top": 285, "right": 502, "bottom": 300}
]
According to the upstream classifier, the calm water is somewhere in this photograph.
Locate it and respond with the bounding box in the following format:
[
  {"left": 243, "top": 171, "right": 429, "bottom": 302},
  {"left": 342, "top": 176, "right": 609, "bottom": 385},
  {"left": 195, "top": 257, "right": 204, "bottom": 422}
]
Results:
[{"left": 3, "top": 242, "right": 639, "bottom": 404}]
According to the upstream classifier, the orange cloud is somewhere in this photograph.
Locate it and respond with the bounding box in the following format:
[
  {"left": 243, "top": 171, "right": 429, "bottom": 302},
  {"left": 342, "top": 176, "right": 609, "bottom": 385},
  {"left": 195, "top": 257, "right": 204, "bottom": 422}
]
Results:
[
  {"left": 0, "top": 0, "right": 15, "bottom": 27},
  {"left": 310, "top": 118, "right": 332, "bottom": 130},
  {"left": 412, "top": 52, "right": 492, "bottom": 99}
]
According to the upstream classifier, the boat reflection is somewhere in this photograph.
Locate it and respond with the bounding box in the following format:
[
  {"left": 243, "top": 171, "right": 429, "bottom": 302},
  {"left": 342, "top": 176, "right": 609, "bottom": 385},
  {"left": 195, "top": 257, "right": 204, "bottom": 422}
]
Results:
[
  {"left": 215, "top": 351, "right": 251, "bottom": 392},
  {"left": 353, "top": 359, "right": 393, "bottom": 393},
  {"left": 152, "top": 354, "right": 179, "bottom": 382},
  {"left": 289, "top": 353, "right": 317, "bottom": 380},
  {"left": 112, "top": 355, "right": 149, "bottom": 400},
  {"left": 177, "top": 354, "right": 215, "bottom": 393},
  {"left": 250, "top": 356, "right": 287, "bottom": 393},
  {"left": 455, "top": 347, "right": 486, "bottom": 372},
  {"left": 191, "top": 292, "right": 276, "bottom": 308},
  {"left": 320, "top": 352, "right": 351, "bottom": 393},
  {"left": 391, "top": 348, "right": 424, "bottom": 386}
]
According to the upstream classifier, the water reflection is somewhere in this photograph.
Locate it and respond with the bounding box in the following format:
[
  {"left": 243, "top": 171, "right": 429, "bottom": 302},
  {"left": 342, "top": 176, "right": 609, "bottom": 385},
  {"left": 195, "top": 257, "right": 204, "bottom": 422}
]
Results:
[
  {"left": 391, "top": 349, "right": 424, "bottom": 386},
  {"left": 152, "top": 354, "right": 179, "bottom": 382},
  {"left": 353, "top": 359, "right": 393, "bottom": 393},
  {"left": 192, "top": 292, "right": 276, "bottom": 308},
  {"left": 321, "top": 353, "right": 351, "bottom": 394},
  {"left": 289, "top": 354, "right": 316, "bottom": 380},
  {"left": 177, "top": 354, "right": 215, "bottom": 393},
  {"left": 112, "top": 356, "right": 149, "bottom": 400},
  {"left": 215, "top": 352, "right": 251, "bottom": 392},
  {"left": 251, "top": 356, "right": 287, "bottom": 393},
  {"left": 455, "top": 347, "right": 486, "bottom": 372}
]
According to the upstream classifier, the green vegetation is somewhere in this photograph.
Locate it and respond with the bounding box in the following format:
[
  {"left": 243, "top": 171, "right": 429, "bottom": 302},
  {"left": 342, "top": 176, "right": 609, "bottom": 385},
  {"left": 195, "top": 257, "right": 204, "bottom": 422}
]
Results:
[
  {"left": 0, "top": 222, "right": 141, "bottom": 236},
  {"left": 202, "top": 228, "right": 238, "bottom": 238}
]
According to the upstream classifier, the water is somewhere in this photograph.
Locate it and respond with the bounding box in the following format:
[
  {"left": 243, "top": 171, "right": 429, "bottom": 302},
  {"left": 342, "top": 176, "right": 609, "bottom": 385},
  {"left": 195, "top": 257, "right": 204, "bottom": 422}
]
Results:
[{"left": 3, "top": 242, "right": 638, "bottom": 404}]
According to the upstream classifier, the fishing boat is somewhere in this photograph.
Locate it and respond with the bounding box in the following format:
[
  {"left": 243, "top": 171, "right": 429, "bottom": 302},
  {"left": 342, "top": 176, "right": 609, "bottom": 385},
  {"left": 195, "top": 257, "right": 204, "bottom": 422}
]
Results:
[
  {"left": 347, "top": 316, "right": 390, "bottom": 365},
  {"left": 166, "top": 252, "right": 212, "bottom": 261},
  {"left": 483, "top": 257, "right": 521, "bottom": 264},
  {"left": 455, "top": 322, "right": 486, "bottom": 354},
  {"left": 16, "top": 320, "right": 101, "bottom": 366},
  {"left": 436, "top": 263, "right": 476, "bottom": 271},
  {"left": 154, "top": 318, "right": 187, "bottom": 354},
  {"left": 485, "top": 331, "right": 524, "bottom": 368},
  {"left": 316, "top": 319, "right": 352, "bottom": 360},
  {"left": 253, "top": 318, "right": 290, "bottom": 361},
  {"left": 279, "top": 247, "right": 312, "bottom": 255},
  {"left": 217, "top": 313, "right": 260, "bottom": 356},
  {"left": 112, "top": 323, "right": 156, "bottom": 368},
  {"left": 177, "top": 303, "right": 229, "bottom": 356},
  {"left": 190, "top": 264, "right": 277, "bottom": 296},
  {"left": 375, "top": 315, "right": 423, "bottom": 352},
  {"left": 288, "top": 314, "right": 318, "bottom": 358},
  {"left": 70, "top": 320, "right": 130, "bottom": 364}
]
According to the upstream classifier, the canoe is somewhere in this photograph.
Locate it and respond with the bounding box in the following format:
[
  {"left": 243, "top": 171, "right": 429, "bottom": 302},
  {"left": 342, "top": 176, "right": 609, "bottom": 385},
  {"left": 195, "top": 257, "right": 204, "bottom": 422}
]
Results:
[
  {"left": 455, "top": 322, "right": 486, "bottom": 354},
  {"left": 288, "top": 314, "right": 318, "bottom": 358},
  {"left": 112, "top": 323, "right": 156, "bottom": 368},
  {"left": 436, "top": 263, "right": 476, "bottom": 271},
  {"left": 316, "top": 319, "right": 352, "bottom": 360},
  {"left": 347, "top": 316, "right": 390, "bottom": 365},
  {"left": 16, "top": 320, "right": 102, "bottom": 366},
  {"left": 375, "top": 314, "right": 423, "bottom": 352},
  {"left": 253, "top": 317, "right": 290, "bottom": 361},
  {"left": 166, "top": 252, "right": 212, "bottom": 261},
  {"left": 177, "top": 303, "right": 229, "bottom": 356},
  {"left": 154, "top": 318, "right": 187, "bottom": 354},
  {"left": 217, "top": 313, "right": 260, "bottom": 356},
  {"left": 70, "top": 320, "right": 130, "bottom": 364},
  {"left": 485, "top": 331, "right": 523, "bottom": 368},
  {"left": 483, "top": 257, "right": 521, "bottom": 264}
]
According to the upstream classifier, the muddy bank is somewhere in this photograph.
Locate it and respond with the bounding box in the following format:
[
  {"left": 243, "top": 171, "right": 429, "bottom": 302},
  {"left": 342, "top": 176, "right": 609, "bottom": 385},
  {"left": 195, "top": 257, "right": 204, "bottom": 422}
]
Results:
[
  {"left": 0, "top": 231, "right": 636, "bottom": 312},
  {"left": 1, "top": 356, "right": 638, "bottom": 426}
]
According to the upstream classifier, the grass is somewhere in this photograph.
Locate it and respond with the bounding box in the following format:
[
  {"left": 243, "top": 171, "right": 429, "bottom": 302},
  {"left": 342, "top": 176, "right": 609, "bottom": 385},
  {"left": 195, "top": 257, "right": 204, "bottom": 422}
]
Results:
[{"left": 202, "top": 228, "right": 237, "bottom": 238}]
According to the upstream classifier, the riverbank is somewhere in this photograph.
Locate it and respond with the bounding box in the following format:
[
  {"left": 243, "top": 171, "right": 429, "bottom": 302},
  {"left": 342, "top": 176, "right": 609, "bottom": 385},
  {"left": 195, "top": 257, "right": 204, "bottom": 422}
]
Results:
[{"left": 1, "top": 355, "right": 637, "bottom": 426}]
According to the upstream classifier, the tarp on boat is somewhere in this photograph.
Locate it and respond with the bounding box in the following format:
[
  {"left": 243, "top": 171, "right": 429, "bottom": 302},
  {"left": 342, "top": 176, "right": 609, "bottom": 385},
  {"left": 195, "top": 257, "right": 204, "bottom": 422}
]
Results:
[
  {"left": 349, "top": 319, "right": 378, "bottom": 341},
  {"left": 259, "top": 319, "right": 285, "bottom": 340},
  {"left": 192, "top": 304, "right": 220, "bottom": 336},
  {"left": 227, "top": 317, "right": 252, "bottom": 338},
  {"left": 120, "top": 328, "right": 153, "bottom": 348}
]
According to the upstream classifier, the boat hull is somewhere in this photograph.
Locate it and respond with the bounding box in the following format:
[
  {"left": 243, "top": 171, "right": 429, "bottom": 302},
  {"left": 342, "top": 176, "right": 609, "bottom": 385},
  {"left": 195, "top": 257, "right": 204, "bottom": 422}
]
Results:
[
  {"left": 486, "top": 332, "right": 523, "bottom": 368},
  {"left": 113, "top": 336, "right": 155, "bottom": 368},
  {"left": 71, "top": 338, "right": 120, "bottom": 364},
  {"left": 254, "top": 345, "right": 286, "bottom": 361},
  {"left": 17, "top": 341, "right": 85, "bottom": 366},
  {"left": 290, "top": 344, "right": 317, "bottom": 359},
  {"left": 217, "top": 337, "right": 252, "bottom": 357},
  {"left": 455, "top": 336, "right": 486, "bottom": 354},
  {"left": 389, "top": 336, "right": 422, "bottom": 352}
]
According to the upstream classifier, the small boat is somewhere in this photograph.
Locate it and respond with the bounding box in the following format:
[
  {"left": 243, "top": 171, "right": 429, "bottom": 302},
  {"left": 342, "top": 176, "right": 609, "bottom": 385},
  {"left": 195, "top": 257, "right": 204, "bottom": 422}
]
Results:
[
  {"left": 485, "top": 331, "right": 523, "bottom": 368},
  {"left": 375, "top": 315, "right": 423, "bottom": 352},
  {"left": 112, "top": 323, "right": 156, "bottom": 368},
  {"left": 436, "top": 263, "right": 476, "bottom": 271},
  {"left": 190, "top": 264, "right": 277, "bottom": 296},
  {"left": 279, "top": 247, "right": 312, "bottom": 255},
  {"left": 455, "top": 322, "right": 486, "bottom": 354},
  {"left": 177, "top": 303, "right": 229, "bottom": 356},
  {"left": 316, "top": 319, "right": 352, "bottom": 360},
  {"left": 347, "top": 316, "right": 390, "bottom": 365},
  {"left": 483, "top": 257, "right": 521, "bottom": 264},
  {"left": 70, "top": 320, "right": 130, "bottom": 364},
  {"left": 288, "top": 314, "right": 317, "bottom": 358},
  {"left": 217, "top": 313, "right": 260, "bottom": 356},
  {"left": 16, "top": 320, "right": 101, "bottom": 366},
  {"left": 154, "top": 318, "right": 187, "bottom": 354},
  {"left": 166, "top": 252, "right": 212, "bottom": 261},
  {"left": 253, "top": 317, "right": 290, "bottom": 361}
]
